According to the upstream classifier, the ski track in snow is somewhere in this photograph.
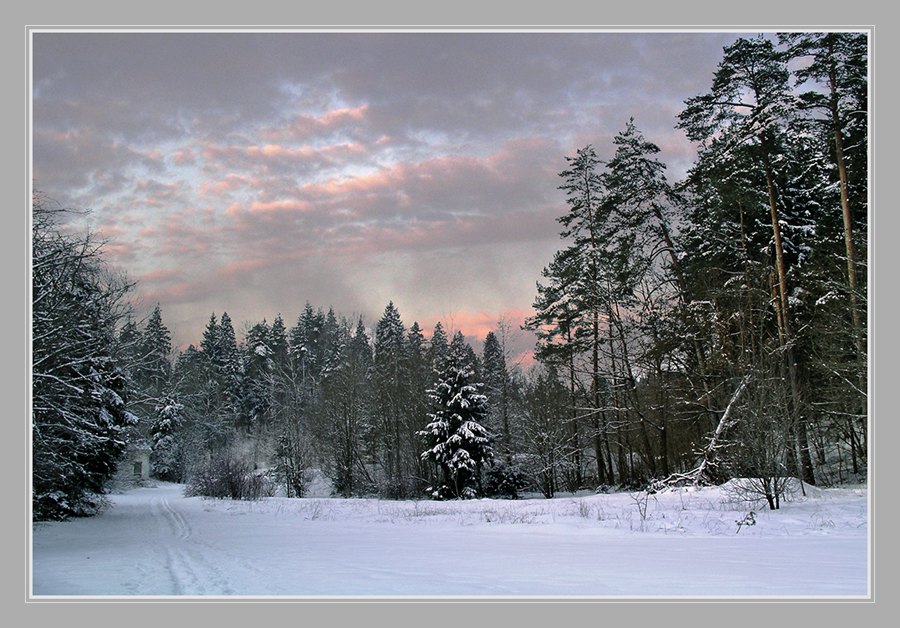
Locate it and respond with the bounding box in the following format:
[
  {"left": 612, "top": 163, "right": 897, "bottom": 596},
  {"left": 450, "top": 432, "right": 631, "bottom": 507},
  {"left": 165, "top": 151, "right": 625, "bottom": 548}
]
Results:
[
  {"left": 31, "top": 481, "right": 869, "bottom": 598},
  {"left": 150, "top": 495, "right": 236, "bottom": 595}
]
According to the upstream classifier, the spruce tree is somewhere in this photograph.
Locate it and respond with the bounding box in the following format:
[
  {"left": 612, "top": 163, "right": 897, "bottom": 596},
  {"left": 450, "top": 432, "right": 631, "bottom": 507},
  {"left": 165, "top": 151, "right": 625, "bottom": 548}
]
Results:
[
  {"left": 372, "top": 301, "right": 410, "bottom": 496},
  {"left": 150, "top": 396, "right": 184, "bottom": 481},
  {"left": 240, "top": 320, "right": 273, "bottom": 433},
  {"left": 139, "top": 303, "right": 173, "bottom": 401},
  {"left": 419, "top": 332, "right": 493, "bottom": 499},
  {"left": 481, "top": 330, "right": 510, "bottom": 456},
  {"left": 428, "top": 321, "right": 449, "bottom": 371},
  {"left": 32, "top": 199, "right": 136, "bottom": 519},
  {"left": 323, "top": 317, "right": 374, "bottom": 496}
]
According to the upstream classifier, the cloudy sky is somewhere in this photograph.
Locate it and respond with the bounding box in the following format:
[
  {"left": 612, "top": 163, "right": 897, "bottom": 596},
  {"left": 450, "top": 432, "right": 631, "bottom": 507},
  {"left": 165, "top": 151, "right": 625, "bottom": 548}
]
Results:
[{"left": 31, "top": 30, "right": 750, "bottom": 357}]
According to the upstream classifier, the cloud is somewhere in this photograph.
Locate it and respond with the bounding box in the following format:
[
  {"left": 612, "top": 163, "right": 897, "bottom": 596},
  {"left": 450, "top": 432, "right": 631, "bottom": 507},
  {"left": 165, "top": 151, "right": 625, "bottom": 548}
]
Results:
[
  {"left": 32, "top": 30, "right": 750, "bottom": 348},
  {"left": 261, "top": 104, "right": 370, "bottom": 142}
]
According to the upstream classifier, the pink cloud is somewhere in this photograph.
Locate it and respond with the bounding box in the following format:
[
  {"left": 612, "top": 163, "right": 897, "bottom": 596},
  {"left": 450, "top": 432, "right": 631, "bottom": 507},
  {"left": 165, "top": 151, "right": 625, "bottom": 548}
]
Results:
[
  {"left": 247, "top": 199, "right": 314, "bottom": 213},
  {"left": 216, "top": 257, "right": 274, "bottom": 278},
  {"left": 133, "top": 179, "right": 184, "bottom": 207},
  {"left": 142, "top": 209, "right": 218, "bottom": 257},
  {"left": 199, "top": 173, "right": 254, "bottom": 198},
  {"left": 246, "top": 142, "right": 365, "bottom": 161},
  {"left": 319, "top": 104, "right": 368, "bottom": 126},
  {"left": 171, "top": 148, "right": 196, "bottom": 166},
  {"left": 419, "top": 308, "right": 531, "bottom": 342},
  {"left": 261, "top": 104, "right": 369, "bottom": 142},
  {"left": 199, "top": 141, "right": 367, "bottom": 173},
  {"left": 138, "top": 267, "right": 184, "bottom": 284},
  {"left": 139, "top": 278, "right": 211, "bottom": 306}
]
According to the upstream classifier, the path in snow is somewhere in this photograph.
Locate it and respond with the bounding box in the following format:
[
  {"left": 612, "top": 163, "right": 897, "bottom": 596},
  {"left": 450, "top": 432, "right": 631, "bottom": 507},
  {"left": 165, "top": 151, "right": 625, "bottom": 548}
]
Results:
[{"left": 31, "top": 482, "right": 868, "bottom": 597}]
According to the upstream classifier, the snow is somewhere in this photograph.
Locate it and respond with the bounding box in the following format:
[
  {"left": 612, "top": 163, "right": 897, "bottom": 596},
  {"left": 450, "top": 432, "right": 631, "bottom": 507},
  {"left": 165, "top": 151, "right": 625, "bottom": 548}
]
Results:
[{"left": 31, "top": 481, "right": 868, "bottom": 599}]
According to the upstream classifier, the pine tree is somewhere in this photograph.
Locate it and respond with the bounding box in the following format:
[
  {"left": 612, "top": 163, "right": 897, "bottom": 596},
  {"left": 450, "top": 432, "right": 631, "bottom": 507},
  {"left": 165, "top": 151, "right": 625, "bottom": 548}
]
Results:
[
  {"left": 481, "top": 330, "right": 510, "bottom": 456},
  {"left": 780, "top": 31, "right": 868, "bottom": 474},
  {"left": 428, "top": 321, "right": 449, "bottom": 371},
  {"left": 150, "top": 396, "right": 184, "bottom": 481},
  {"left": 117, "top": 315, "right": 142, "bottom": 381},
  {"left": 323, "top": 317, "right": 374, "bottom": 496},
  {"left": 781, "top": 32, "right": 868, "bottom": 349},
  {"left": 139, "top": 303, "right": 173, "bottom": 400},
  {"left": 599, "top": 119, "right": 690, "bottom": 480},
  {"left": 240, "top": 319, "right": 273, "bottom": 433},
  {"left": 32, "top": 198, "right": 137, "bottom": 519},
  {"left": 419, "top": 333, "right": 494, "bottom": 499},
  {"left": 269, "top": 314, "right": 290, "bottom": 373},
  {"left": 525, "top": 246, "right": 590, "bottom": 484},
  {"left": 372, "top": 301, "right": 410, "bottom": 497},
  {"left": 404, "top": 322, "right": 431, "bottom": 493},
  {"left": 196, "top": 313, "right": 234, "bottom": 450},
  {"left": 290, "top": 303, "right": 324, "bottom": 386},
  {"left": 677, "top": 35, "right": 816, "bottom": 485},
  {"left": 200, "top": 314, "right": 219, "bottom": 361}
]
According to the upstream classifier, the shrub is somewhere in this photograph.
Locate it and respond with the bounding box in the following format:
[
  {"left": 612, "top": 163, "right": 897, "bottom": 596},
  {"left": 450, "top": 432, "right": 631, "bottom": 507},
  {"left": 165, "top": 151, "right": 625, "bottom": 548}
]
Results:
[
  {"left": 185, "top": 448, "right": 272, "bottom": 500},
  {"left": 484, "top": 459, "right": 530, "bottom": 499}
]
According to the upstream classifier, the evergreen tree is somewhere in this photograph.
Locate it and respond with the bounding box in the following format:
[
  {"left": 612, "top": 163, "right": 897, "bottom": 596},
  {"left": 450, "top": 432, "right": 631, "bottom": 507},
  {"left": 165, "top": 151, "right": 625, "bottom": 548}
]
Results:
[
  {"left": 138, "top": 303, "right": 173, "bottom": 401},
  {"left": 196, "top": 313, "right": 233, "bottom": 450},
  {"left": 240, "top": 319, "right": 273, "bottom": 433},
  {"left": 404, "top": 322, "right": 431, "bottom": 493},
  {"left": 32, "top": 198, "right": 136, "bottom": 519},
  {"left": 117, "top": 315, "right": 142, "bottom": 382},
  {"left": 200, "top": 314, "right": 219, "bottom": 362},
  {"left": 525, "top": 246, "right": 589, "bottom": 484},
  {"left": 481, "top": 330, "right": 510, "bottom": 457},
  {"left": 428, "top": 321, "right": 449, "bottom": 371},
  {"left": 150, "top": 395, "right": 184, "bottom": 481},
  {"left": 419, "top": 334, "right": 494, "bottom": 499},
  {"left": 269, "top": 314, "right": 290, "bottom": 373},
  {"left": 323, "top": 317, "right": 375, "bottom": 496},
  {"left": 678, "top": 35, "right": 816, "bottom": 484},
  {"left": 780, "top": 31, "right": 868, "bottom": 474},
  {"left": 215, "top": 312, "right": 240, "bottom": 381},
  {"left": 372, "top": 301, "right": 410, "bottom": 497}
]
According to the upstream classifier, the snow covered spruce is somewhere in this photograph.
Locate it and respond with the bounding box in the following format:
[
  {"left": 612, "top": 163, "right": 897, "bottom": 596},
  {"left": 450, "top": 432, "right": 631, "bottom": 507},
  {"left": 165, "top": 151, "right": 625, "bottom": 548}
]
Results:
[{"left": 419, "top": 331, "right": 494, "bottom": 500}]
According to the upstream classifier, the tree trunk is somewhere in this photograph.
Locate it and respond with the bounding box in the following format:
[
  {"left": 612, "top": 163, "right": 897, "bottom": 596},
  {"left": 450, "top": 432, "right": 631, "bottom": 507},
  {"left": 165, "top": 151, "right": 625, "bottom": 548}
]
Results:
[
  {"left": 828, "top": 43, "right": 864, "bottom": 369},
  {"left": 763, "top": 151, "right": 816, "bottom": 486}
]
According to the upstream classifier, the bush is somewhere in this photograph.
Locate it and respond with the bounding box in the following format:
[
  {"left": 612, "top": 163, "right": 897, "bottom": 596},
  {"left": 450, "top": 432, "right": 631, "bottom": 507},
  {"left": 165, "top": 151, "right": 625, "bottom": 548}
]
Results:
[
  {"left": 721, "top": 476, "right": 794, "bottom": 510},
  {"left": 484, "top": 459, "right": 530, "bottom": 499},
  {"left": 185, "top": 449, "right": 272, "bottom": 500}
]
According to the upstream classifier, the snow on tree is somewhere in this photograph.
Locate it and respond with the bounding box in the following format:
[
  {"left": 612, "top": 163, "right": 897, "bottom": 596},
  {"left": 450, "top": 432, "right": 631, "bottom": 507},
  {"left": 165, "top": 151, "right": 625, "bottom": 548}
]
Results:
[
  {"left": 372, "top": 301, "right": 411, "bottom": 497},
  {"left": 428, "top": 321, "right": 449, "bottom": 371},
  {"left": 239, "top": 320, "right": 273, "bottom": 433},
  {"left": 138, "top": 303, "right": 172, "bottom": 400},
  {"left": 150, "top": 396, "right": 184, "bottom": 482},
  {"left": 32, "top": 196, "right": 137, "bottom": 520},
  {"left": 419, "top": 331, "right": 494, "bottom": 499}
]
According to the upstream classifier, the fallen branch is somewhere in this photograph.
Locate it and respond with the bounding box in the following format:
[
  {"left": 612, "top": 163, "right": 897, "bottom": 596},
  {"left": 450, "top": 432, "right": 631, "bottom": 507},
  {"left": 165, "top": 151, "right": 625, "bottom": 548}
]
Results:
[{"left": 650, "top": 372, "right": 752, "bottom": 492}]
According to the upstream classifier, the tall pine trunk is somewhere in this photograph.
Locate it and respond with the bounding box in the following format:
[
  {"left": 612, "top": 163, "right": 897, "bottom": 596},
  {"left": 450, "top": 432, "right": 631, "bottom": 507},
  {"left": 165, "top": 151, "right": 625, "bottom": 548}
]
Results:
[{"left": 763, "top": 151, "right": 816, "bottom": 486}]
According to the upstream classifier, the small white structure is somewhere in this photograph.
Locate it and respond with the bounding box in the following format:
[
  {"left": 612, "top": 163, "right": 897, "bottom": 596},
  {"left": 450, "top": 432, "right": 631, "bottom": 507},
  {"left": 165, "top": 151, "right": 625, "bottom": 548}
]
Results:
[{"left": 116, "top": 440, "right": 152, "bottom": 485}]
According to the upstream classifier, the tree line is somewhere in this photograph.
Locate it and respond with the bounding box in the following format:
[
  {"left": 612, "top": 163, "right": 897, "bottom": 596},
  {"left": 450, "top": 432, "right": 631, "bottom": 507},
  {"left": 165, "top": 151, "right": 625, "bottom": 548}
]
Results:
[
  {"left": 526, "top": 32, "right": 867, "bottom": 501},
  {"left": 32, "top": 33, "right": 867, "bottom": 519}
]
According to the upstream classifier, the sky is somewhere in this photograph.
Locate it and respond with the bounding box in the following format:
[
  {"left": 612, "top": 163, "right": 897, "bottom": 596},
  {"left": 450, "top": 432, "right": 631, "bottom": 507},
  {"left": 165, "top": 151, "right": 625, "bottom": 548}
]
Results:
[{"left": 31, "top": 30, "right": 750, "bottom": 358}]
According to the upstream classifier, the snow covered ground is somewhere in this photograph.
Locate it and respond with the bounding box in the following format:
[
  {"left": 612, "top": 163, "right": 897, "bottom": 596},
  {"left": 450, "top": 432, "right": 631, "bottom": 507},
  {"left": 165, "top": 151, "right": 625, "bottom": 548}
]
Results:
[{"left": 30, "top": 481, "right": 868, "bottom": 599}]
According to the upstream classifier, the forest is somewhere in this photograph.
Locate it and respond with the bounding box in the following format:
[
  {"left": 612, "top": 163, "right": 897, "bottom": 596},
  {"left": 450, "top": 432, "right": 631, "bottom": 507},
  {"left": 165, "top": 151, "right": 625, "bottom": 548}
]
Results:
[{"left": 31, "top": 33, "right": 868, "bottom": 521}]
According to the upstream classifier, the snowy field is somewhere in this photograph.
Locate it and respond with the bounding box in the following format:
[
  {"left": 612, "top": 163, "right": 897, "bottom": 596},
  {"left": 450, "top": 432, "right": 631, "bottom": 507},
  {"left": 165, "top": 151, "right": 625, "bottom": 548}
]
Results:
[{"left": 31, "top": 481, "right": 868, "bottom": 599}]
